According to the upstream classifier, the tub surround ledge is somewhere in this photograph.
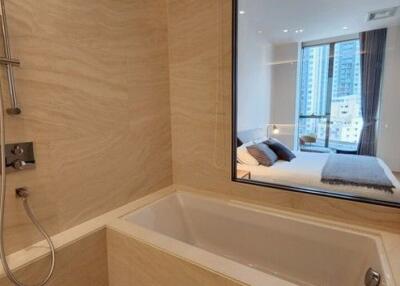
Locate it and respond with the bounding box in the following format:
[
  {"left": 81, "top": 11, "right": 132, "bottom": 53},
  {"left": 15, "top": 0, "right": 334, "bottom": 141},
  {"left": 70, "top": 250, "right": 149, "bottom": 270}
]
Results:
[{"left": 1, "top": 185, "right": 400, "bottom": 286}]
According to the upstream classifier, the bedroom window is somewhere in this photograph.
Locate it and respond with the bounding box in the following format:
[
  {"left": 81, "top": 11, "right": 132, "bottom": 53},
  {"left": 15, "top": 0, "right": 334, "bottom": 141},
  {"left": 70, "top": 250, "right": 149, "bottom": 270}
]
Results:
[
  {"left": 298, "top": 39, "right": 362, "bottom": 153},
  {"left": 234, "top": 0, "right": 398, "bottom": 208}
]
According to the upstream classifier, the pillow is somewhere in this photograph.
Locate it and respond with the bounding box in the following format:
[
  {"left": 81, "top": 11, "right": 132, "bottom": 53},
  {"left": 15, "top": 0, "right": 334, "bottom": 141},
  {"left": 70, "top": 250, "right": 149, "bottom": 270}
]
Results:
[
  {"left": 237, "top": 146, "right": 259, "bottom": 166},
  {"left": 253, "top": 136, "right": 268, "bottom": 144},
  {"left": 264, "top": 138, "right": 296, "bottom": 161},
  {"left": 246, "top": 143, "right": 278, "bottom": 167}
]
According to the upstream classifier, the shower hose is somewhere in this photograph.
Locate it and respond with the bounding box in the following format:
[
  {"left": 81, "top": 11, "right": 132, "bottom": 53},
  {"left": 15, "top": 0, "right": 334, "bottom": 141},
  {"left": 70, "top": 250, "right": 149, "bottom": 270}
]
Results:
[{"left": 0, "top": 86, "right": 55, "bottom": 285}]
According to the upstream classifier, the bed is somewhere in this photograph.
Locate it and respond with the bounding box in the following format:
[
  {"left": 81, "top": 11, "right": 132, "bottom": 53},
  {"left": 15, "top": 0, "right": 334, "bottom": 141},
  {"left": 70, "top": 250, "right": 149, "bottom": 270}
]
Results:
[{"left": 237, "top": 151, "right": 400, "bottom": 203}]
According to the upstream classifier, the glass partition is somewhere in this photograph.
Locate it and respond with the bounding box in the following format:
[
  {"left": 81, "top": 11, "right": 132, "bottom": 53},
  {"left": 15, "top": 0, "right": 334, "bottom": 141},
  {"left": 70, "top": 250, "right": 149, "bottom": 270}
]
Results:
[{"left": 233, "top": 0, "right": 400, "bottom": 207}]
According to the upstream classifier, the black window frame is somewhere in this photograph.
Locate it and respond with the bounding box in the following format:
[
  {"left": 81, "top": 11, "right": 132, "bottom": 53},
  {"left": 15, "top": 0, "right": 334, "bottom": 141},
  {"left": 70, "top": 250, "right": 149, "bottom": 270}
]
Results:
[{"left": 231, "top": 0, "right": 400, "bottom": 209}]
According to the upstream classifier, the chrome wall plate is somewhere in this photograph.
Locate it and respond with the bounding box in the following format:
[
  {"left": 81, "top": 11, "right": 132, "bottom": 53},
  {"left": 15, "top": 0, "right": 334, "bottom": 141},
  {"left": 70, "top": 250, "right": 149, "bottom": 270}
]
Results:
[{"left": 0, "top": 142, "right": 35, "bottom": 174}]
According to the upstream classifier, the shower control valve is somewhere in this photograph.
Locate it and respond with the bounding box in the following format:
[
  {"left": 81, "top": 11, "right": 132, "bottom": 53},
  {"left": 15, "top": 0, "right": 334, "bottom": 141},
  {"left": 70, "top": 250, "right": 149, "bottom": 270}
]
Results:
[{"left": 0, "top": 142, "right": 35, "bottom": 174}]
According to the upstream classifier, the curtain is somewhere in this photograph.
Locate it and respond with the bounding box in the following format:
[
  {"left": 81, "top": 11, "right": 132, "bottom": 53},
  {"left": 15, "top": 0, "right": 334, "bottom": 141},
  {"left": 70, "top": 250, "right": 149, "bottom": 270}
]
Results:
[{"left": 357, "top": 28, "right": 387, "bottom": 156}]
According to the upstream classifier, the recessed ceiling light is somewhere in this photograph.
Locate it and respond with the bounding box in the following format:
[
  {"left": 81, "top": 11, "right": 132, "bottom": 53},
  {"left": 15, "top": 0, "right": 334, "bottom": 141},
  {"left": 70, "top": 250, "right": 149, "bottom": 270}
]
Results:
[
  {"left": 295, "top": 29, "right": 304, "bottom": 33},
  {"left": 257, "top": 30, "right": 263, "bottom": 34},
  {"left": 239, "top": 10, "right": 245, "bottom": 15},
  {"left": 343, "top": 26, "right": 349, "bottom": 30},
  {"left": 283, "top": 29, "right": 289, "bottom": 33}
]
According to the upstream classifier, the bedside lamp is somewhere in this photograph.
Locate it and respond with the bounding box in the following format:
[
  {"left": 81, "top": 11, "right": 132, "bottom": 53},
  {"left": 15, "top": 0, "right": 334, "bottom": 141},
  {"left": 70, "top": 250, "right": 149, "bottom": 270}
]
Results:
[
  {"left": 267, "top": 124, "right": 280, "bottom": 138},
  {"left": 272, "top": 125, "right": 280, "bottom": 135}
]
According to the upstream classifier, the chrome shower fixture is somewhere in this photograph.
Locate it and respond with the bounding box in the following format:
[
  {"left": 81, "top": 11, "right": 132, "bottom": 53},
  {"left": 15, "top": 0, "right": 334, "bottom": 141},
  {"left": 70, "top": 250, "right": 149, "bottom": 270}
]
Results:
[
  {"left": 0, "top": 2, "right": 55, "bottom": 286},
  {"left": 0, "top": 0, "right": 21, "bottom": 115},
  {"left": 1, "top": 142, "right": 36, "bottom": 173}
]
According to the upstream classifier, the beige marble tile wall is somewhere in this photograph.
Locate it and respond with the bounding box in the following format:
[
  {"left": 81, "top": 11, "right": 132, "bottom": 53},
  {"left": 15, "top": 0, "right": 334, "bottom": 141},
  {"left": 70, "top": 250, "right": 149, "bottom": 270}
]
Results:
[
  {"left": 107, "top": 229, "right": 246, "bottom": 286},
  {"left": 0, "top": 229, "right": 108, "bottom": 286},
  {"left": 167, "top": 0, "right": 400, "bottom": 232},
  {"left": 1, "top": 0, "right": 172, "bottom": 253}
]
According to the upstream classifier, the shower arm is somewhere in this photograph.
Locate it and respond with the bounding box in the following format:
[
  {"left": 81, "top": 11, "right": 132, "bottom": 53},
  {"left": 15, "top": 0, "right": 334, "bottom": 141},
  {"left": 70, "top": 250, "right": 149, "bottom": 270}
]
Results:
[{"left": 0, "top": 0, "right": 21, "bottom": 115}]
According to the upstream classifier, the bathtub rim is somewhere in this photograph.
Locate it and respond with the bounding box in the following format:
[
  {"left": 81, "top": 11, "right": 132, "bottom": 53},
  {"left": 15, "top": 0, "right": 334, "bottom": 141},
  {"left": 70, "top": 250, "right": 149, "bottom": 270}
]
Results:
[
  {"left": 123, "top": 190, "right": 392, "bottom": 239},
  {"left": 120, "top": 190, "right": 396, "bottom": 286}
]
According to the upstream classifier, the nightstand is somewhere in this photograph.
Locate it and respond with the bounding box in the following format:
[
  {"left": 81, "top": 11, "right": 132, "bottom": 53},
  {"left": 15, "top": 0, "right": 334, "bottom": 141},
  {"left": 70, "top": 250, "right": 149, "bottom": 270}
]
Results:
[{"left": 237, "top": 169, "right": 251, "bottom": 180}]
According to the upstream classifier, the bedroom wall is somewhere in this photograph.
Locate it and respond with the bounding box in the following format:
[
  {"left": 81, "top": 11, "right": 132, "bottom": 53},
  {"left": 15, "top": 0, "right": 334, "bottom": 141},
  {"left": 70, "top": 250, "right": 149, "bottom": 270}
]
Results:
[
  {"left": 236, "top": 13, "right": 272, "bottom": 132},
  {"left": 236, "top": 24, "right": 298, "bottom": 147},
  {"left": 167, "top": 0, "right": 400, "bottom": 233},
  {"left": 2, "top": 0, "right": 172, "bottom": 254},
  {"left": 377, "top": 25, "right": 400, "bottom": 172},
  {"left": 270, "top": 42, "right": 298, "bottom": 149}
]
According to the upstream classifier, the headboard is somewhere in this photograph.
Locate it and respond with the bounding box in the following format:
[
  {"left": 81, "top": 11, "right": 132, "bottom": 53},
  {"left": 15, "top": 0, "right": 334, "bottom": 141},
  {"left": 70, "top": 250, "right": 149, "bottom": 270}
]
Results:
[
  {"left": 237, "top": 128, "right": 267, "bottom": 145},
  {"left": 237, "top": 126, "right": 295, "bottom": 149}
]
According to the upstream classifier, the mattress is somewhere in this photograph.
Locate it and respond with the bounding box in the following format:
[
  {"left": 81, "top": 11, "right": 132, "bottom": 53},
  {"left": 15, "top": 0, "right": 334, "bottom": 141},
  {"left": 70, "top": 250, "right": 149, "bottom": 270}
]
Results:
[{"left": 237, "top": 151, "right": 400, "bottom": 203}]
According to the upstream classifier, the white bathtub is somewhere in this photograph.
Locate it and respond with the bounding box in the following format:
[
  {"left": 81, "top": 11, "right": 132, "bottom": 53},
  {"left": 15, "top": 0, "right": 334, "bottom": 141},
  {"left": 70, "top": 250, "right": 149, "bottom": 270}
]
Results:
[{"left": 122, "top": 191, "right": 394, "bottom": 286}]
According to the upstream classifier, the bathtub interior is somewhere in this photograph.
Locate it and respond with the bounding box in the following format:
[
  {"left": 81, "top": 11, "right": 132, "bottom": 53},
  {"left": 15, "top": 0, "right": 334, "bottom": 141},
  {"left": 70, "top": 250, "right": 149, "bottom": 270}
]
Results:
[{"left": 123, "top": 192, "right": 390, "bottom": 286}]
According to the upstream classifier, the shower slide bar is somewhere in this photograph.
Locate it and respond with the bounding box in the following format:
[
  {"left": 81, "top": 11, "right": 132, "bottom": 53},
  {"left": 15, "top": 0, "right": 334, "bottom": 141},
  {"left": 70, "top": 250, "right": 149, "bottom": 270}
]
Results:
[{"left": 0, "top": 0, "right": 21, "bottom": 115}]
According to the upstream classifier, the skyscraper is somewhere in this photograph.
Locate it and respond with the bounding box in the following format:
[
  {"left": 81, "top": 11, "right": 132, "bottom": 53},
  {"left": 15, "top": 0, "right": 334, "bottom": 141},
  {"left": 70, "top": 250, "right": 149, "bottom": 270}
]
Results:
[
  {"left": 299, "top": 45, "right": 330, "bottom": 116},
  {"left": 332, "top": 40, "right": 361, "bottom": 99},
  {"left": 330, "top": 40, "right": 362, "bottom": 148}
]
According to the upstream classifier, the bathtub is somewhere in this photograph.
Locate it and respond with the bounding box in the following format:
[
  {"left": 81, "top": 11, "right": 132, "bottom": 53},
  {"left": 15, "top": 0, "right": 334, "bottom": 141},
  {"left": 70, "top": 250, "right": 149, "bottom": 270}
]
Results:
[{"left": 122, "top": 191, "right": 394, "bottom": 286}]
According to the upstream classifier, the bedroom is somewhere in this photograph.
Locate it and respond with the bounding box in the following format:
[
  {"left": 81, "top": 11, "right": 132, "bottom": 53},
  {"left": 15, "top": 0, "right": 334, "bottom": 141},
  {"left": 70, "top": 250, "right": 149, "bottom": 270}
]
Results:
[{"left": 234, "top": 0, "right": 400, "bottom": 206}]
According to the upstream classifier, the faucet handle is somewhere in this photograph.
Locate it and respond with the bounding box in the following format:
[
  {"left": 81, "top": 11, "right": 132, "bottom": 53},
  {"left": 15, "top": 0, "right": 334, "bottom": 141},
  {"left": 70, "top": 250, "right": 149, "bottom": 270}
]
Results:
[
  {"left": 12, "top": 159, "right": 26, "bottom": 170},
  {"left": 11, "top": 144, "right": 24, "bottom": 156}
]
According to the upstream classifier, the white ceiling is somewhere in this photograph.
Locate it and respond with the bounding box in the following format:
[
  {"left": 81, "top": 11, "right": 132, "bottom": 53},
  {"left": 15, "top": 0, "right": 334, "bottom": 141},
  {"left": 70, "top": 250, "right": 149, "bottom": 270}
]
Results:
[{"left": 238, "top": 0, "right": 400, "bottom": 44}]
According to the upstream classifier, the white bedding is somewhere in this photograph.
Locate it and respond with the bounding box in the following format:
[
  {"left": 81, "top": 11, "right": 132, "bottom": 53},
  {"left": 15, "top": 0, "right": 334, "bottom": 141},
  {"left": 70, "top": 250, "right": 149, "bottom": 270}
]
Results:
[{"left": 237, "top": 151, "right": 400, "bottom": 203}]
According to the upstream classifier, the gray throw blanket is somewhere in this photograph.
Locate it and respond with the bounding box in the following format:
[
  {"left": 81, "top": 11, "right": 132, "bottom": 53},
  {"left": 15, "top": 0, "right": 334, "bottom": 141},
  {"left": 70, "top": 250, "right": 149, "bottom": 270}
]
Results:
[{"left": 321, "top": 154, "right": 394, "bottom": 193}]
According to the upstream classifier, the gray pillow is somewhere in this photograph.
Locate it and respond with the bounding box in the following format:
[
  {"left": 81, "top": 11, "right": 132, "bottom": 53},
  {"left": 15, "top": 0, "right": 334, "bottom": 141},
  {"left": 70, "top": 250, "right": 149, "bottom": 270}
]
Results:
[
  {"left": 264, "top": 138, "right": 296, "bottom": 161},
  {"left": 246, "top": 143, "right": 278, "bottom": 167}
]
